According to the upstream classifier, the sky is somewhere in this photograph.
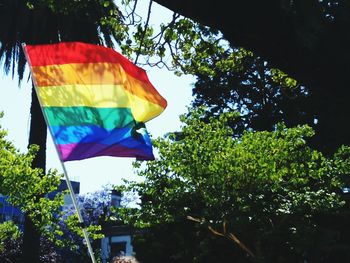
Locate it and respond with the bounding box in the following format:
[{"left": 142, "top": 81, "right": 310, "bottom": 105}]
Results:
[{"left": 0, "top": 2, "right": 194, "bottom": 194}]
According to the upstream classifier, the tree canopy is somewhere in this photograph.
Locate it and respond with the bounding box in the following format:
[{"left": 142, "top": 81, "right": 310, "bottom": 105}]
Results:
[
  {"left": 0, "top": 112, "right": 109, "bottom": 262},
  {"left": 119, "top": 108, "right": 350, "bottom": 262},
  {"left": 150, "top": 0, "right": 350, "bottom": 153}
]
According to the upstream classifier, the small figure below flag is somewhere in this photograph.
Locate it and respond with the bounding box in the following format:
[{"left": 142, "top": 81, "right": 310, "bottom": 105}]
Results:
[{"left": 23, "top": 42, "right": 167, "bottom": 162}]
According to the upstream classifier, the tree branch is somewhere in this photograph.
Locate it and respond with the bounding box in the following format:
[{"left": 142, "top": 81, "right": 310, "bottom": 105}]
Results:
[{"left": 187, "top": 215, "right": 255, "bottom": 258}]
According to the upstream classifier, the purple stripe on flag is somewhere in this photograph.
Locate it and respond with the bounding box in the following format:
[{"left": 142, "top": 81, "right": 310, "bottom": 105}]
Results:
[{"left": 58, "top": 142, "right": 154, "bottom": 161}]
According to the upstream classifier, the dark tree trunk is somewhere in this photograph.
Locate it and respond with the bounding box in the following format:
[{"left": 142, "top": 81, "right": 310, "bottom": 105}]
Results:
[
  {"left": 28, "top": 84, "right": 47, "bottom": 172},
  {"left": 21, "top": 83, "right": 47, "bottom": 263}
]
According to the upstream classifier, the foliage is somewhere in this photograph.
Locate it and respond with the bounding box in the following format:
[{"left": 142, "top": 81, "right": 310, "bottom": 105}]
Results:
[
  {"left": 0, "top": 221, "right": 22, "bottom": 259},
  {"left": 0, "top": 112, "right": 112, "bottom": 261},
  {"left": 65, "top": 186, "right": 111, "bottom": 226},
  {"left": 119, "top": 107, "right": 350, "bottom": 262},
  {"left": 0, "top": 220, "right": 21, "bottom": 248},
  {"left": 0, "top": 0, "right": 126, "bottom": 83},
  {"left": 0, "top": 112, "right": 63, "bottom": 236},
  {"left": 0, "top": 0, "right": 227, "bottom": 79},
  {"left": 0, "top": 112, "right": 132, "bottom": 261},
  {"left": 99, "top": 0, "right": 350, "bottom": 153},
  {"left": 55, "top": 185, "right": 122, "bottom": 261},
  {"left": 190, "top": 48, "right": 312, "bottom": 136}
]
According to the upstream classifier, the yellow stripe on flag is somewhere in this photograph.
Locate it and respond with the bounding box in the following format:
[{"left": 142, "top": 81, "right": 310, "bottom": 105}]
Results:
[{"left": 37, "top": 84, "right": 165, "bottom": 122}]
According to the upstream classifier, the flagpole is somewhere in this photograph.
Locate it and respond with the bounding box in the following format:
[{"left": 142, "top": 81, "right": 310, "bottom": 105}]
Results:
[
  {"left": 60, "top": 163, "right": 97, "bottom": 263},
  {"left": 21, "top": 43, "right": 97, "bottom": 263}
]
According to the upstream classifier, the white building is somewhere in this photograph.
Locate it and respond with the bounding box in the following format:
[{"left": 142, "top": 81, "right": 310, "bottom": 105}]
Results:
[{"left": 101, "top": 190, "right": 134, "bottom": 262}]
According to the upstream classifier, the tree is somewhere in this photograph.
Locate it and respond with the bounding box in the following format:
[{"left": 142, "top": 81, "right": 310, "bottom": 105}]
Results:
[
  {"left": 1, "top": 114, "right": 120, "bottom": 261},
  {"left": 0, "top": 111, "right": 65, "bottom": 261},
  {"left": 0, "top": 221, "right": 22, "bottom": 262},
  {"left": 119, "top": 107, "right": 350, "bottom": 262},
  {"left": 150, "top": 0, "right": 350, "bottom": 153},
  {"left": 189, "top": 48, "right": 312, "bottom": 136},
  {"left": 56, "top": 184, "right": 128, "bottom": 262}
]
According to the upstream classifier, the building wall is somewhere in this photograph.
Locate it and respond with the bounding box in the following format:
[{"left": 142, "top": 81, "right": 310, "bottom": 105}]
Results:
[
  {"left": 101, "top": 190, "right": 134, "bottom": 262},
  {"left": 101, "top": 235, "right": 133, "bottom": 263},
  {"left": 0, "top": 179, "right": 79, "bottom": 227},
  {"left": 0, "top": 195, "right": 24, "bottom": 228}
]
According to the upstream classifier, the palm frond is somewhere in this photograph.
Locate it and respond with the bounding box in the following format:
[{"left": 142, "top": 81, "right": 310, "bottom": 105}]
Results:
[{"left": 0, "top": 0, "right": 124, "bottom": 83}]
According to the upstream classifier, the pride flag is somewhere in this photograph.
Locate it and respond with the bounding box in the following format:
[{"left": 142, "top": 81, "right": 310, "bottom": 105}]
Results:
[{"left": 23, "top": 42, "right": 167, "bottom": 161}]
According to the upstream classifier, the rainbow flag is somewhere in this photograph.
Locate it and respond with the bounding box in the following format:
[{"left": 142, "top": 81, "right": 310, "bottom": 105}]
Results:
[{"left": 23, "top": 42, "right": 167, "bottom": 161}]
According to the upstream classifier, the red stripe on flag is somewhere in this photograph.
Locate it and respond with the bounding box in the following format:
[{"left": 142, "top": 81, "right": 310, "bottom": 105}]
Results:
[{"left": 25, "top": 42, "right": 151, "bottom": 84}]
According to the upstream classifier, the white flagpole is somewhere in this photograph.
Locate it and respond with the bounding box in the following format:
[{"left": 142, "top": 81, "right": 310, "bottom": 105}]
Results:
[
  {"left": 22, "top": 43, "right": 97, "bottom": 263},
  {"left": 60, "top": 162, "right": 97, "bottom": 263}
]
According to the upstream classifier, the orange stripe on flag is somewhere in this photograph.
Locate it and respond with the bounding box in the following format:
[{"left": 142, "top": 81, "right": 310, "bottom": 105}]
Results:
[{"left": 32, "top": 63, "right": 167, "bottom": 109}]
